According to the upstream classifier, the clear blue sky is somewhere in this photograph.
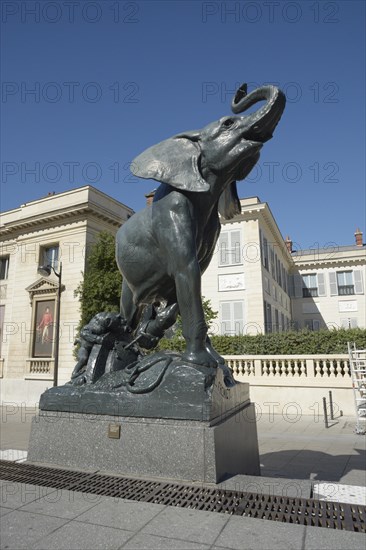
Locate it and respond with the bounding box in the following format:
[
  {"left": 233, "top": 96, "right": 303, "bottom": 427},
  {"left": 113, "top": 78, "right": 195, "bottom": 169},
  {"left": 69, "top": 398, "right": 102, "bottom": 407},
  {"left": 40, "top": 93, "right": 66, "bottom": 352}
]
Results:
[{"left": 1, "top": 0, "right": 365, "bottom": 249}]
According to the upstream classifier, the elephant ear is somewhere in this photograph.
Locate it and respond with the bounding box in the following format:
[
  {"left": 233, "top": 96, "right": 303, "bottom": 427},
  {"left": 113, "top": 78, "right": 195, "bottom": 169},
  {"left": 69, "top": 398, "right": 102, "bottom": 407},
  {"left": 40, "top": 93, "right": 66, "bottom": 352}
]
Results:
[
  {"left": 131, "top": 133, "right": 209, "bottom": 193},
  {"left": 218, "top": 182, "right": 241, "bottom": 220}
]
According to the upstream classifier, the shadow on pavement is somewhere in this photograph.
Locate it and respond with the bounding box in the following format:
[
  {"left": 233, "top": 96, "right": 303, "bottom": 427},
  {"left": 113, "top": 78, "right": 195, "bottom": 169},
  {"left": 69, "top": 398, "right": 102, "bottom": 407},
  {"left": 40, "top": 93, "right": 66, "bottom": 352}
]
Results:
[{"left": 260, "top": 448, "right": 366, "bottom": 482}]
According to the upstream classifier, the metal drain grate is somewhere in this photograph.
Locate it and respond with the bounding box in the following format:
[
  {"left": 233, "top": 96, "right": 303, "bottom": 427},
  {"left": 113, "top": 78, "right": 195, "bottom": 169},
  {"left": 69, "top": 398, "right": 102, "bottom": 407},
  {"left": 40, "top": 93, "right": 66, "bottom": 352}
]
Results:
[{"left": 0, "top": 460, "right": 365, "bottom": 532}]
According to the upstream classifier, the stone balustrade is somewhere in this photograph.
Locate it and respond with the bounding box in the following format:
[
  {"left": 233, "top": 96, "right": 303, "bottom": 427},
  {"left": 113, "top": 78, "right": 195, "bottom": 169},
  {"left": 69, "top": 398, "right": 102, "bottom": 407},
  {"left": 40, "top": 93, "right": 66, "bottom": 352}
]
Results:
[
  {"left": 25, "top": 358, "right": 54, "bottom": 380},
  {"left": 224, "top": 354, "right": 355, "bottom": 416},
  {"left": 225, "top": 354, "right": 350, "bottom": 384}
]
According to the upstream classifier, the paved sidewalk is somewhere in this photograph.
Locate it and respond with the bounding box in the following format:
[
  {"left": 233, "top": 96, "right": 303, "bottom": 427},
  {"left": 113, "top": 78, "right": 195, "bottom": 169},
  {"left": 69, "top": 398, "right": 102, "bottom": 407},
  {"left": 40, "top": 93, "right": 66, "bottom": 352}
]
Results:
[
  {"left": 0, "top": 407, "right": 365, "bottom": 549},
  {"left": 0, "top": 480, "right": 365, "bottom": 550}
]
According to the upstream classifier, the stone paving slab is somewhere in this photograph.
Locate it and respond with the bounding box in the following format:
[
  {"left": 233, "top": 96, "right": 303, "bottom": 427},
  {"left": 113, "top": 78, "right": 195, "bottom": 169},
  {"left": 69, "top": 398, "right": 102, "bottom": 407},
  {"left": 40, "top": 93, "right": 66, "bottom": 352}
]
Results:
[
  {"left": 31, "top": 521, "right": 133, "bottom": 550},
  {"left": 0, "top": 509, "right": 69, "bottom": 549},
  {"left": 300, "top": 526, "right": 366, "bottom": 550},
  {"left": 313, "top": 482, "right": 366, "bottom": 505},
  {"left": 18, "top": 488, "right": 103, "bottom": 520},
  {"left": 0, "top": 506, "right": 13, "bottom": 517},
  {"left": 74, "top": 497, "right": 166, "bottom": 532},
  {"left": 0, "top": 481, "right": 57, "bottom": 509},
  {"left": 123, "top": 533, "right": 210, "bottom": 549},
  {"left": 137, "top": 505, "right": 229, "bottom": 546},
  {"left": 213, "top": 515, "right": 306, "bottom": 549}
]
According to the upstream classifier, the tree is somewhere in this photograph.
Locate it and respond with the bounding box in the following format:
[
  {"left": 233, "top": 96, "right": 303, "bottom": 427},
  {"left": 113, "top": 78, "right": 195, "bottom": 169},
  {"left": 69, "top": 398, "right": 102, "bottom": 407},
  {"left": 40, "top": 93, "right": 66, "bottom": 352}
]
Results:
[{"left": 75, "top": 232, "right": 122, "bottom": 329}]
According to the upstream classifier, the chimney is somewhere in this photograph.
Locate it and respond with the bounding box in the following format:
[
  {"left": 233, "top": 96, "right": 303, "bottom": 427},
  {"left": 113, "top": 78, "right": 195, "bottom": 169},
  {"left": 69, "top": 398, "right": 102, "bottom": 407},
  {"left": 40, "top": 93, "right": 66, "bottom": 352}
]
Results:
[
  {"left": 145, "top": 189, "right": 156, "bottom": 206},
  {"left": 355, "top": 228, "right": 363, "bottom": 247},
  {"left": 285, "top": 235, "right": 293, "bottom": 253}
]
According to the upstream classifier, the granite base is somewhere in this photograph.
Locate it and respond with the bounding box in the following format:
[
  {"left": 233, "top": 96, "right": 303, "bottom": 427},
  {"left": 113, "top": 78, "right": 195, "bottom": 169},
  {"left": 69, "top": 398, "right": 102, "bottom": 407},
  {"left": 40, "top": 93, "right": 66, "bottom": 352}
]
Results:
[{"left": 27, "top": 402, "right": 260, "bottom": 483}]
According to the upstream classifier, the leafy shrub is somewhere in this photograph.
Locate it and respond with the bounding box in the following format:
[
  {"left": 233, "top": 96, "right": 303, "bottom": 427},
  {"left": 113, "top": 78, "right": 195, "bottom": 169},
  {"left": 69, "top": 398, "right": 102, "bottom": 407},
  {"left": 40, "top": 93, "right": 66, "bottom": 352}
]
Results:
[{"left": 158, "top": 328, "right": 366, "bottom": 355}]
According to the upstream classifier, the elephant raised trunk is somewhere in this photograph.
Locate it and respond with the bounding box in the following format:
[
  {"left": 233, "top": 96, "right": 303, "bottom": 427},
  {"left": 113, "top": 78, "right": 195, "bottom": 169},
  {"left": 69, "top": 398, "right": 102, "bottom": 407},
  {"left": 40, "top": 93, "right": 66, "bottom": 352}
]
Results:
[{"left": 231, "top": 84, "right": 286, "bottom": 143}]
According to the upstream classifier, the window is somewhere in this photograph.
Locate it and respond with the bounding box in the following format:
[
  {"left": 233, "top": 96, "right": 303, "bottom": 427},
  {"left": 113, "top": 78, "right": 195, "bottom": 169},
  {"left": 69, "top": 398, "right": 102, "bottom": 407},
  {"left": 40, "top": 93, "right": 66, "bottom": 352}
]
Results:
[
  {"left": 0, "top": 256, "right": 9, "bottom": 280},
  {"left": 341, "top": 318, "right": 358, "bottom": 329},
  {"left": 0, "top": 305, "right": 4, "bottom": 356},
  {"left": 263, "top": 276, "right": 270, "bottom": 294},
  {"left": 293, "top": 272, "right": 326, "bottom": 298},
  {"left": 262, "top": 235, "right": 269, "bottom": 270},
  {"left": 264, "top": 301, "right": 272, "bottom": 333},
  {"left": 220, "top": 301, "right": 244, "bottom": 335},
  {"left": 302, "top": 274, "right": 318, "bottom": 297},
  {"left": 270, "top": 247, "right": 275, "bottom": 278},
  {"left": 337, "top": 271, "right": 354, "bottom": 295},
  {"left": 305, "top": 319, "right": 321, "bottom": 331},
  {"left": 329, "top": 270, "right": 364, "bottom": 296},
  {"left": 218, "top": 231, "right": 242, "bottom": 266},
  {"left": 40, "top": 245, "right": 59, "bottom": 271}
]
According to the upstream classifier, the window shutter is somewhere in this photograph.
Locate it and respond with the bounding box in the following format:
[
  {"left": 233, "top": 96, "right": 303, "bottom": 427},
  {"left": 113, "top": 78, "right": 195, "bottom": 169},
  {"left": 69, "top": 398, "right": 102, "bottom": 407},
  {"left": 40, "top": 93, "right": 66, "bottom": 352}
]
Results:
[
  {"left": 293, "top": 273, "right": 303, "bottom": 298},
  {"left": 233, "top": 301, "right": 244, "bottom": 334},
  {"left": 341, "top": 318, "right": 358, "bottom": 329},
  {"left": 317, "top": 273, "right": 326, "bottom": 296},
  {"left": 259, "top": 230, "right": 264, "bottom": 266},
  {"left": 219, "top": 233, "right": 229, "bottom": 266},
  {"left": 231, "top": 231, "right": 241, "bottom": 264},
  {"left": 354, "top": 270, "right": 364, "bottom": 294},
  {"left": 329, "top": 272, "right": 338, "bottom": 295},
  {"left": 220, "top": 302, "right": 232, "bottom": 334}
]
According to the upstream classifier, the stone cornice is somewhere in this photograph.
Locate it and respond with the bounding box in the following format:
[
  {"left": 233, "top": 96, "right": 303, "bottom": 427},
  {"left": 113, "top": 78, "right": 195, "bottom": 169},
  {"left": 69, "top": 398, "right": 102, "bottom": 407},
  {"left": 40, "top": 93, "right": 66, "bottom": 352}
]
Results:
[
  {"left": 26, "top": 277, "right": 59, "bottom": 298},
  {"left": 0, "top": 203, "right": 124, "bottom": 239},
  {"left": 26, "top": 277, "right": 66, "bottom": 302},
  {"left": 293, "top": 256, "right": 365, "bottom": 270}
]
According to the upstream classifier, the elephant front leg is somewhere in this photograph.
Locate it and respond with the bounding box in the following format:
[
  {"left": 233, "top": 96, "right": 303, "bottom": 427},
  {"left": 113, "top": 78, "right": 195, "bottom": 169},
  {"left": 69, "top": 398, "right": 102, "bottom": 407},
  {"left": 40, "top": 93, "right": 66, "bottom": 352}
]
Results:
[
  {"left": 175, "top": 262, "right": 218, "bottom": 368},
  {"left": 205, "top": 336, "right": 225, "bottom": 365}
]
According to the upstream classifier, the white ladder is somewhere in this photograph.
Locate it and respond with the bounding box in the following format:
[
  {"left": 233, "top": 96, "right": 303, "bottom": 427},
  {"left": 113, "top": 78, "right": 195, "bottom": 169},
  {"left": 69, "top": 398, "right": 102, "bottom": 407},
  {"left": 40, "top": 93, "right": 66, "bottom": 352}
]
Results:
[{"left": 348, "top": 342, "right": 366, "bottom": 434}]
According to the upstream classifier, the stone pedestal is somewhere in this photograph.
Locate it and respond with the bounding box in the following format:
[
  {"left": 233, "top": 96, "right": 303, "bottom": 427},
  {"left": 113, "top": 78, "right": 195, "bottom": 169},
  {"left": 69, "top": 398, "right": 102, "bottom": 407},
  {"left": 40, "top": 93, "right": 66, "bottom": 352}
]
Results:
[
  {"left": 28, "top": 355, "right": 260, "bottom": 483},
  {"left": 28, "top": 401, "right": 260, "bottom": 483}
]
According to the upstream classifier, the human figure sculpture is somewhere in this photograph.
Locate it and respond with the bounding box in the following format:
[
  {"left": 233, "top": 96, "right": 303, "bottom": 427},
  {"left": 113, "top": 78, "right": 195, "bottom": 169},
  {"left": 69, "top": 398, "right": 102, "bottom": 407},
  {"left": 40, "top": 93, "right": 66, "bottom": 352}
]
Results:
[
  {"left": 116, "top": 84, "right": 286, "bottom": 367},
  {"left": 71, "top": 312, "right": 130, "bottom": 381}
]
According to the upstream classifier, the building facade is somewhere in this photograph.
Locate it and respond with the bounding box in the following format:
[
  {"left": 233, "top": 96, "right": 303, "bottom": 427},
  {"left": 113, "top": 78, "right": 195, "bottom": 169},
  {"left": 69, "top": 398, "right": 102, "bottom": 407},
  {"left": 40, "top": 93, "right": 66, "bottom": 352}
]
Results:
[
  {"left": 202, "top": 197, "right": 293, "bottom": 336},
  {"left": 202, "top": 197, "right": 365, "bottom": 335},
  {"left": 291, "top": 243, "right": 366, "bottom": 331},
  {"left": 0, "top": 186, "right": 133, "bottom": 404}
]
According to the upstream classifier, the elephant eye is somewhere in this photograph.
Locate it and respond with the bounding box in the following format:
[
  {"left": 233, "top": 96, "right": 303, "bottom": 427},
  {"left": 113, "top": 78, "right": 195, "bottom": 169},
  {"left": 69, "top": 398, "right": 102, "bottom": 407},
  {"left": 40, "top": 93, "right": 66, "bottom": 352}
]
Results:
[{"left": 222, "top": 118, "right": 235, "bottom": 128}]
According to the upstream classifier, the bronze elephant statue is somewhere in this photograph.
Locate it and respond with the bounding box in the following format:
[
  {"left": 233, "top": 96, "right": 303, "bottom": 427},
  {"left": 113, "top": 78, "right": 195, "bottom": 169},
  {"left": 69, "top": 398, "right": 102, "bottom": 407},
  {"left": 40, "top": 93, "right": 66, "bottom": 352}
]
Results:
[{"left": 116, "top": 83, "right": 286, "bottom": 367}]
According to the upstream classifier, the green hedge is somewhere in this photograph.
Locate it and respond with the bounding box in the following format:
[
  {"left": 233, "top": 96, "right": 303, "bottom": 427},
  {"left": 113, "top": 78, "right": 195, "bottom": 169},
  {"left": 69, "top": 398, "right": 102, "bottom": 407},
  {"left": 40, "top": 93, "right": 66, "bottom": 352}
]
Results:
[{"left": 157, "top": 328, "right": 366, "bottom": 355}]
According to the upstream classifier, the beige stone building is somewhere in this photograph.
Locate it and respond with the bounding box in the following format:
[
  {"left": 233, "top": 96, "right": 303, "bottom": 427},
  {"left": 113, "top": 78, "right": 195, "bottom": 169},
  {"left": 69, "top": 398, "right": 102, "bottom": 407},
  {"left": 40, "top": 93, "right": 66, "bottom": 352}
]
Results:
[
  {"left": 291, "top": 240, "right": 366, "bottom": 331},
  {"left": 202, "top": 197, "right": 293, "bottom": 336},
  {"left": 202, "top": 197, "right": 365, "bottom": 335},
  {"left": 0, "top": 186, "right": 133, "bottom": 405}
]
